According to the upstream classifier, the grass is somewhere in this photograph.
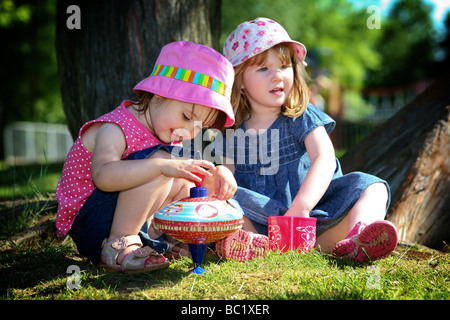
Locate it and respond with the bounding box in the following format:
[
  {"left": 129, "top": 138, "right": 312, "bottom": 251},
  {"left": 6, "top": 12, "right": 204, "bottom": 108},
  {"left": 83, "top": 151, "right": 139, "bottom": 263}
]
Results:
[
  {"left": 0, "top": 161, "right": 449, "bottom": 301},
  {"left": 0, "top": 161, "right": 62, "bottom": 201},
  {"left": 0, "top": 161, "right": 61, "bottom": 238},
  {"left": 1, "top": 228, "right": 449, "bottom": 300}
]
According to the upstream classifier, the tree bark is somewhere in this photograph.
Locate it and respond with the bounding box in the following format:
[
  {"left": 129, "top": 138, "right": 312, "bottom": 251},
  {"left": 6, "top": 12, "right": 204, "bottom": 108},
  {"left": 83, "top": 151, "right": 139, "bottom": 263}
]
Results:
[
  {"left": 56, "top": 0, "right": 221, "bottom": 139},
  {"left": 339, "top": 74, "right": 450, "bottom": 250}
]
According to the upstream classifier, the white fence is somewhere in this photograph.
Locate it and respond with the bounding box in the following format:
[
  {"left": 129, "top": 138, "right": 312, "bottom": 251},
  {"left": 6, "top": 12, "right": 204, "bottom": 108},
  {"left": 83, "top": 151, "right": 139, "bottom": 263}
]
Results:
[{"left": 4, "top": 122, "right": 73, "bottom": 165}]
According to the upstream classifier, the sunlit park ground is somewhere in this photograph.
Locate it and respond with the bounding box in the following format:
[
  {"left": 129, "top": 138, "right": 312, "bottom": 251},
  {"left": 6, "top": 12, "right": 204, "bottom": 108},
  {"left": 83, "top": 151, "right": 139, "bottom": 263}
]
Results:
[
  {"left": 0, "top": 161, "right": 449, "bottom": 301},
  {"left": 1, "top": 0, "right": 449, "bottom": 303}
]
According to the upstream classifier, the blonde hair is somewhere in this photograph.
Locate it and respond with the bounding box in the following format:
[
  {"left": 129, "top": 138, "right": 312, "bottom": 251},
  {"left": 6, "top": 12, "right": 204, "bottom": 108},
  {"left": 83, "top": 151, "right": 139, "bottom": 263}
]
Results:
[{"left": 230, "top": 43, "right": 309, "bottom": 129}]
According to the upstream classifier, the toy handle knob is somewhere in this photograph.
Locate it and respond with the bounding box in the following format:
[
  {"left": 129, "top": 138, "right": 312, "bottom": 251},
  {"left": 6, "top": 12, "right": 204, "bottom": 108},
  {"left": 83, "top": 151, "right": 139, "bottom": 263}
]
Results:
[{"left": 193, "top": 172, "right": 205, "bottom": 187}]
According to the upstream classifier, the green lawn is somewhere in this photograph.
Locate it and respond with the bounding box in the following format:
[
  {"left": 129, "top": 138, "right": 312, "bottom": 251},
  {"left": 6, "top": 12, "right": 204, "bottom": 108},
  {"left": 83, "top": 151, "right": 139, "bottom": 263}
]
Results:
[
  {"left": 0, "top": 161, "right": 448, "bottom": 301},
  {"left": 1, "top": 232, "right": 448, "bottom": 300},
  {"left": 0, "top": 162, "right": 63, "bottom": 201}
]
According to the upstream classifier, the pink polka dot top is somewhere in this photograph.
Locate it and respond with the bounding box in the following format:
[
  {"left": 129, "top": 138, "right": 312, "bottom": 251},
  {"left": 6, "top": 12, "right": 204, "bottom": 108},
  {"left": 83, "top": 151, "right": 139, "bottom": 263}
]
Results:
[{"left": 56, "top": 100, "right": 177, "bottom": 236}]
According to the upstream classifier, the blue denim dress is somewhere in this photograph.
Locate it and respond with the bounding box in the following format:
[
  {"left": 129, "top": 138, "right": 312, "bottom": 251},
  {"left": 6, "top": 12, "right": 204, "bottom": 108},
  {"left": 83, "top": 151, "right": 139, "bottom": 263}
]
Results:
[{"left": 213, "top": 104, "right": 390, "bottom": 236}]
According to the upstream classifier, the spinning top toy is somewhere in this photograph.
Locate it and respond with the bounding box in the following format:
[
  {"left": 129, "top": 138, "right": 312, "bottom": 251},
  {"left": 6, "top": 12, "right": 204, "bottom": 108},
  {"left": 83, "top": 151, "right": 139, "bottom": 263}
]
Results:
[{"left": 153, "top": 155, "right": 244, "bottom": 274}]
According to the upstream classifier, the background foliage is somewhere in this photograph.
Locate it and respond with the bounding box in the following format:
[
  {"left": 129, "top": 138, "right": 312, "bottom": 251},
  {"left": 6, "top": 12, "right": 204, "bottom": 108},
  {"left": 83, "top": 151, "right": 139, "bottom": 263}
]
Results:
[
  {"left": 0, "top": 0, "right": 449, "bottom": 302},
  {"left": 0, "top": 0, "right": 448, "bottom": 158},
  {"left": 1, "top": 0, "right": 448, "bottom": 121}
]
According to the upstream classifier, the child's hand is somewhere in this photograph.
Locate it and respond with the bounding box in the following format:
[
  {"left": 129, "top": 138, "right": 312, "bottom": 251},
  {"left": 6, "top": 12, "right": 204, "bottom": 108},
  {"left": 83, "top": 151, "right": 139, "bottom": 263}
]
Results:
[
  {"left": 203, "top": 165, "right": 237, "bottom": 200},
  {"left": 159, "top": 158, "right": 216, "bottom": 185}
]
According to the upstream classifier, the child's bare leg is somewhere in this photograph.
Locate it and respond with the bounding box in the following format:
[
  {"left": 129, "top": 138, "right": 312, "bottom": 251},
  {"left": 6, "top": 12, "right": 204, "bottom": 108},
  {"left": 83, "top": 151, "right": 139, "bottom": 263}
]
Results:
[
  {"left": 105, "top": 150, "right": 192, "bottom": 265},
  {"left": 316, "top": 182, "right": 389, "bottom": 253},
  {"left": 147, "top": 175, "right": 194, "bottom": 239},
  {"left": 242, "top": 216, "right": 259, "bottom": 233},
  {"left": 316, "top": 215, "right": 349, "bottom": 253},
  {"left": 346, "top": 182, "right": 388, "bottom": 229},
  {"left": 144, "top": 169, "right": 195, "bottom": 259},
  {"left": 104, "top": 174, "right": 174, "bottom": 264}
]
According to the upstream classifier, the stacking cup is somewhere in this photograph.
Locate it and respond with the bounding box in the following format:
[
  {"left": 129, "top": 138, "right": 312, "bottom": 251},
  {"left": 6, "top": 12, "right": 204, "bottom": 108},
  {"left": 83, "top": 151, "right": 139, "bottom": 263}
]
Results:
[{"left": 268, "top": 216, "right": 317, "bottom": 253}]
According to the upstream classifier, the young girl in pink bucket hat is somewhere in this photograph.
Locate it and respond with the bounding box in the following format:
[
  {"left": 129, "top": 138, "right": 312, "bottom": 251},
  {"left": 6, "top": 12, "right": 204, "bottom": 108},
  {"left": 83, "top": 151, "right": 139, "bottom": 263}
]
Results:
[
  {"left": 56, "top": 41, "right": 238, "bottom": 272},
  {"left": 214, "top": 18, "right": 398, "bottom": 263}
]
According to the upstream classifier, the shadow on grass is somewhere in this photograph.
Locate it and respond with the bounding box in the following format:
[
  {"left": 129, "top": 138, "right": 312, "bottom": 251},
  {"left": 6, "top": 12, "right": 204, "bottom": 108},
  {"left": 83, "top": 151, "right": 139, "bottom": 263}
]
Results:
[
  {"left": 0, "top": 237, "right": 216, "bottom": 298},
  {"left": 0, "top": 245, "right": 83, "bottom": 296}
]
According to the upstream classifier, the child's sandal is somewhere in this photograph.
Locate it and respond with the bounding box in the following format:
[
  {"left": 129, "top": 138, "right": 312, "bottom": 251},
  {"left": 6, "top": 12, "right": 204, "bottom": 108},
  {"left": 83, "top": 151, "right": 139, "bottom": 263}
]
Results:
[
  {"left": 101, "top": 235, "right": 170, "bottom": 272},
  {"left": 332, "top": 220, "right": 398, "bottom": 263},
  {"left": 216, "top": 229, "right": 269, "bottom": 262},
  {"left": 154, "top": 234, "right": 191, "bottom": 259}
]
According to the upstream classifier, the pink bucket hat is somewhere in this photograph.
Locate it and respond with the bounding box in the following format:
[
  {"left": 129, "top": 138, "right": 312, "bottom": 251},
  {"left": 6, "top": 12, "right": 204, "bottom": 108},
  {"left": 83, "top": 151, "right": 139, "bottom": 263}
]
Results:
[
  {"left": 134, "top": 41, "right": 235, "bottom": 127},
  {"left": 223, "top": 17, "right": 307, "bottom": 67}
]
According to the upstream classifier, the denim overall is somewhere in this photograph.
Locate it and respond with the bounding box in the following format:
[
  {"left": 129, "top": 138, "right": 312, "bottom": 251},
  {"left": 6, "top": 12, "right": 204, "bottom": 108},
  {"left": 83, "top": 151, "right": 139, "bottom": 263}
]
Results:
[{"left": 214, "top": 104, "right": 390, "bottom": 236}]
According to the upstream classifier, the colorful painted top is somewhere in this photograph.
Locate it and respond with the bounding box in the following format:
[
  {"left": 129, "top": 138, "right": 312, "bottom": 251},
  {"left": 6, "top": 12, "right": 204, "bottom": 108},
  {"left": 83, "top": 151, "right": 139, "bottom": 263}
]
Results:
[
  {"left": 155, "top": 196, "right": 243, "bottom": 223},
  {"left": 153, "top": 194, "right": 244, "bottom": 244},
  {"left": 56, "top": 100, "right": 176, "bottom": 236}
]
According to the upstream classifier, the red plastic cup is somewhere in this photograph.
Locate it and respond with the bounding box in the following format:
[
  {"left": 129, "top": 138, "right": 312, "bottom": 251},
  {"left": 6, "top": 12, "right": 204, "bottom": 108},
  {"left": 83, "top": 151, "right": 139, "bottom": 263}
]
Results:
[{"left": 268, "top": 216, "right": 317, "bottom": 253}]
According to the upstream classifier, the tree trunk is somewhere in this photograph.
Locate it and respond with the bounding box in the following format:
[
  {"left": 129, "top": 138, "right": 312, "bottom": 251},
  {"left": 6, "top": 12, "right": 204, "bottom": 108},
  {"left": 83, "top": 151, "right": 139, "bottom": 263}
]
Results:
[
  {"left": 55, "top": 0, "right": 221, "bottom": 139},
  {"left": 339, "top": 74, "right": 450, "bottom": 250}
]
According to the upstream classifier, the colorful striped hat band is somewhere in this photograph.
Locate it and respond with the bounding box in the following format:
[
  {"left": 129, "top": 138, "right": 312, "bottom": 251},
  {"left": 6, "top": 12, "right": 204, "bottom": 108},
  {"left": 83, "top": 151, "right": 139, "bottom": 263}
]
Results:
[{"left": 151, "top": 64, "right": 231, "bottom": 100}]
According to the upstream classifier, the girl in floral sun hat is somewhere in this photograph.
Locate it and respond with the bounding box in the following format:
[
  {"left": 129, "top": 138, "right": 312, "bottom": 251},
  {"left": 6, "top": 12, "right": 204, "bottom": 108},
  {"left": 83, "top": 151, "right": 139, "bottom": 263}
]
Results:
[
  {"left": 214, "top": 18, "right": 398, "bottom": 263},
  {"left": 224, "top": 17, "right": 307, "bottom": 68},
  {"left": 56, "top": 41, "right": 238, "bottom": 272}
]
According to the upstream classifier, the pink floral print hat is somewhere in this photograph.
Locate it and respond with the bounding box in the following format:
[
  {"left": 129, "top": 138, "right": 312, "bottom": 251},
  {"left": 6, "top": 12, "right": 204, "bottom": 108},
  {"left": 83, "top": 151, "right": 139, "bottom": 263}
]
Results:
[{"left": 223, "top": 17, "right": 307, "bottom": 67}]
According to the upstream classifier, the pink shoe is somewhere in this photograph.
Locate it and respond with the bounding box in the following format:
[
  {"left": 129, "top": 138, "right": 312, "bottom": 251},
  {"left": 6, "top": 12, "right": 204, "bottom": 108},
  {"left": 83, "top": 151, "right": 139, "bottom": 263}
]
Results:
[
  {"left": 332, "top": 220, "right": 398, "bottom": 263},
  {"left": 216, "top": 229, "right": 269, "bottom": 262}
]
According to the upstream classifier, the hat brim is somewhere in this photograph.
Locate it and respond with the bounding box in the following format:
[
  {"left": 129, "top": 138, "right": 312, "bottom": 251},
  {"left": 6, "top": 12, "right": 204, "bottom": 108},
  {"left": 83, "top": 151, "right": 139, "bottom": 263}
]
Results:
[
  {"left": 232, "top": 38, "right": 307, "bottom": 67},
  {"left": 288, "top": 41, "right": 308, "bottom": 66}
]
